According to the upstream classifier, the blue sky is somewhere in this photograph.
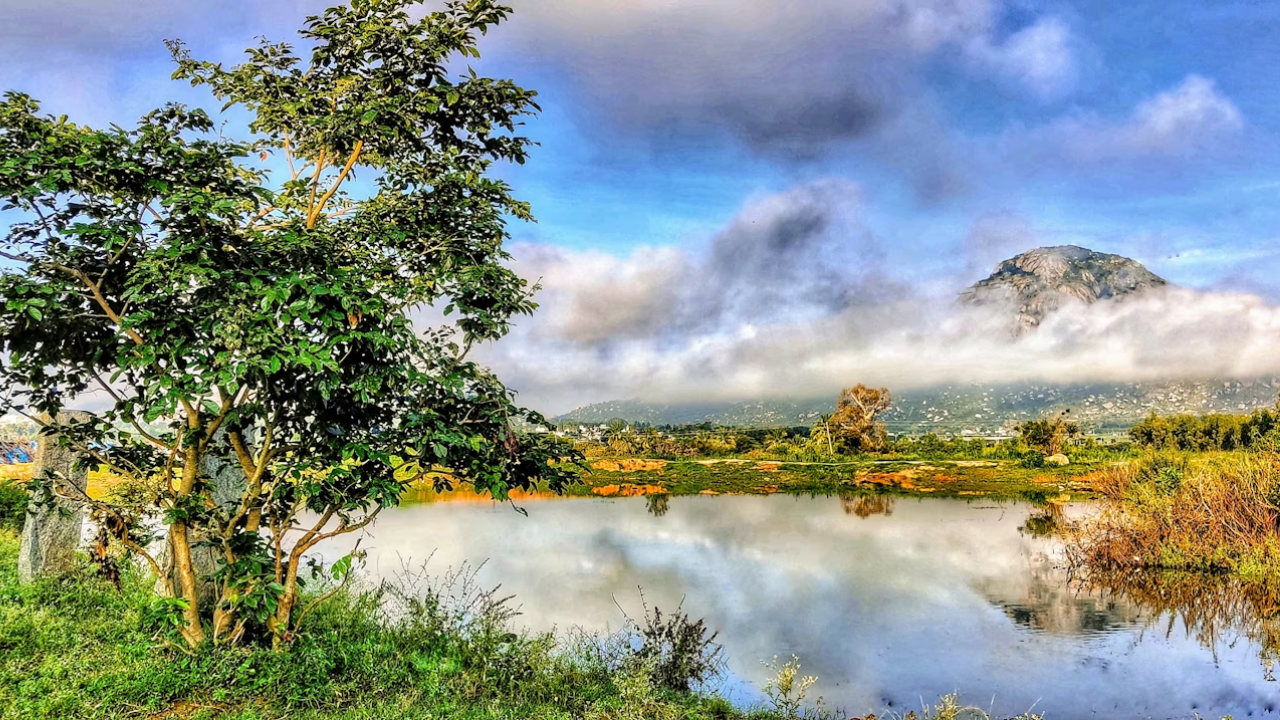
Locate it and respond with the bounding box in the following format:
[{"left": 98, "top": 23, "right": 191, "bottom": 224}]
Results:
[{"left": 4, "top": 0, "right": 1280, "bottom": 410}]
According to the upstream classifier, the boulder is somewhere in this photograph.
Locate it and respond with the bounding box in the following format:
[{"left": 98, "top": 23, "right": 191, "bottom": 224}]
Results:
[
  {"left": 1046, "top": 453, "right": 1070, "bottom": 466},
  {"left": 155, "top": 443, "right": 247, "bottom": 607},
  {"left": 18, "top": 411, "right": 92, "bottom": 584}
]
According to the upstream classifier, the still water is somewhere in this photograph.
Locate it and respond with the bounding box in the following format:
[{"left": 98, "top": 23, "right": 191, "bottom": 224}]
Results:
[{"left": 318, "top": 495, "right": 1278, "bottom": 718}]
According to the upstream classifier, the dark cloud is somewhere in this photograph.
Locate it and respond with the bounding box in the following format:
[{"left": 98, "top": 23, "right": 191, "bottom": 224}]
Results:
[
  {"left": 509, "top": 179, "right": 899, "bottom": 351},
  {"left": 499, "top": 0, "right": 1077, "bottom": 194}
]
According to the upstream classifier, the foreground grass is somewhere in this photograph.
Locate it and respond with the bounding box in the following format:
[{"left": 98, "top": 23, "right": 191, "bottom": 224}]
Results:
[
  {"left": 1068, "top": 450, "right": 1280, "bottom": 580},
  {"left": 0, "top": 529, "right": 756, "bottom": 720}
]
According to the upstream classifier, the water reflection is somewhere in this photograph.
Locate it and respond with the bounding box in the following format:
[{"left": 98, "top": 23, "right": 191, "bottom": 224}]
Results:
[
  {"left": 646, "top": 493, "right": 670, "bottom": 518},
  {"left": 1074, "top": 568, "right": 1280, "bottom": 684},
  {"left": 316, "top": 495, "right": 1278, "bottom": 719},
  {"left": 842, "top": 495, "right": 894, "bottom": 518}
]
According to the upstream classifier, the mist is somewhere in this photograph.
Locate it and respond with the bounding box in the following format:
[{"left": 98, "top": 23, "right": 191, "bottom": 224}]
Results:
[{"left": 477, "top": 182, "right": 1280, "bottom": 415}]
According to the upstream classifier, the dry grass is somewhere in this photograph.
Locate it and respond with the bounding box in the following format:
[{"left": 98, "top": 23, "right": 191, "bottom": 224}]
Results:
[{"left": 1068, "top": 451, "right": 1280, "bottom": 574}]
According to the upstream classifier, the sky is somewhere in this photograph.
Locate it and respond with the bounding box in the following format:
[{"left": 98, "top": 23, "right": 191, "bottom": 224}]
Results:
[{"left": 3, "top": 0, "right": 1280, "bottom": 414}]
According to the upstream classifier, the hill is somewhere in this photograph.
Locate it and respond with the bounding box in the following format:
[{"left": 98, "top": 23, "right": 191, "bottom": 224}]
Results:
[
  {"left": 555, "top": 378, "right": 1280, "bottom": 435},
  {"left": 961, "top": 245, "right": 1167, "bottom": 331}
]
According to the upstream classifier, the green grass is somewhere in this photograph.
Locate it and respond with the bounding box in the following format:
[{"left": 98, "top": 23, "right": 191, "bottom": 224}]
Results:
[
  {"left": 0, "top": 530, "right": 760, "bottom": 720},
  {"left": 565, "top": 456, "right": 1101, "bottom": 501}
]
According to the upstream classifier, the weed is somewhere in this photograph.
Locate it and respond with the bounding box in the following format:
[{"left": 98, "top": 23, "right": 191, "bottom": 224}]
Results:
[{"left": 760, "top": 655, "right": 818, "bottom": 719}]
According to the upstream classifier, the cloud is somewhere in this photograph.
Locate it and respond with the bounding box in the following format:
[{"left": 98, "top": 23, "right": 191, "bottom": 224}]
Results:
[
  {"left": 477, "top": 182, "right": 1280, "bottom": 414},
  {"left": 508, "top": 179, "right": 895, "bottom": 344},
  {"left": 502, "top": 0, "right": 1077, "bottom": 173},
  {"left": 965, "top": 16, "right": 1078, "bottom": 99},
  {"left": 1026, "top": 75, "right": 1244, "bottom": 165}
]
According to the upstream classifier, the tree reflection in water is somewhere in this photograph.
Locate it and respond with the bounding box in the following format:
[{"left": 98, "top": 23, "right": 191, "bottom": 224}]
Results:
[
  {"left": 842, "top": 495, "right": 894, "bottom": 518},
  {"left": 646, "top": 493, "right": 671, "bottom": 517},
  {"left": 1074, "top": 568, "right": 1280, "bottom": 681}
]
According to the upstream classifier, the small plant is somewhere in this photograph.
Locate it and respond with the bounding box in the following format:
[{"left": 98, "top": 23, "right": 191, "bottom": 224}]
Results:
[
  {"left": 632, "top": 595, "right": 724, "bottom": 693},
  {"left": 1019, "top": 451, "right": 1046, "bottom": 469},
  {"left": 761, "top": 654, "right": 818, "bottom": 718},
  {"left": 1134, "top": 451, "right": 1189, "bottom": 496}
]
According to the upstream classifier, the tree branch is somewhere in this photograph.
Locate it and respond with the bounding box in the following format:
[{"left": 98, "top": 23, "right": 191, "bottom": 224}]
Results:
[
  {"left": 88, "top": 370, "right": 171, "bottom": 452},
  {"left": 307, "top": 141, "right": 363, "bottom": 229}
]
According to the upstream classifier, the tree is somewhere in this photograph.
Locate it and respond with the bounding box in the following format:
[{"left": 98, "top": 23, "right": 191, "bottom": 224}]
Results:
[
  {"left": 832, "top": 384, "right": 892, "bottom": 452},
  {"left": 817, "top": 384, "right": 891, "bottom": 454},
  {"left": 0, "top": 0, "right": 578, "bottom": 650},
  {"left": 1018, "top": 412, "right": 1081, "bottom": 456}
]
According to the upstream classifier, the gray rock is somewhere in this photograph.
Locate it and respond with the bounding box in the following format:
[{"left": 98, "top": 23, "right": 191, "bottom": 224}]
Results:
[
  {"left": 961, "top": 245, "right": 1168, "bottom": 332},
  {"left": 155, "top": 441, "right": 248, "bottom": 607},
  {"left": 18, "top": 411, "right": 92, "bottom": 584}
]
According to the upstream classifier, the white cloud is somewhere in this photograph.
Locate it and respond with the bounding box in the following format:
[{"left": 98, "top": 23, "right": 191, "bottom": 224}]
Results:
[
  {"left": 475, "top": 182, "right": 1280, "bottom": 414},
  {"left": 966, "top": 17, "right": 1078, "bottom": 98},
  {"left": 1049, "top": 75, "right": 1244, "bottom": 163}
]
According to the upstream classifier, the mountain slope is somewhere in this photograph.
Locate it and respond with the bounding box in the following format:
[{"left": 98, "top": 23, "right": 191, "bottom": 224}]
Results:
[
  {"left": 555, "top": 379, "right": 1280, "bottom": 435},
  {"left": 961, "top": 245, "right": 1167, "bottom": 330}
]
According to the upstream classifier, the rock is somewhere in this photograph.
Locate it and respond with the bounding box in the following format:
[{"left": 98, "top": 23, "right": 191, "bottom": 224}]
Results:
[
  {"left": 155, "top": 442, "right": 247, "bottom": 606},
  {"left": 961, "top": 245, "right": 1167, "bottom": 333},
  {"left": 18, "top": 411, "right": 92, "bottom": 584},
  {"left": 1046, "top": 453, "right": 1070, "bottom": 466}
]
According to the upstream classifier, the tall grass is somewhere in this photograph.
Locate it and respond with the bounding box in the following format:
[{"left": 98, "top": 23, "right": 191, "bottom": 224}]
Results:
[
  {"left": 1068, "top": 451, "right": 1280, "bottom": 575},
  {"left": 0, "top": 531, "right": 742, "bottom": 720}
]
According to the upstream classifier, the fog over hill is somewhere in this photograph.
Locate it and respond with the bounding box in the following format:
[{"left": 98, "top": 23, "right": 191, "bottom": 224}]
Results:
[
  {"left": 499, "top": 236, "right": 1280, "bottom": 427},
  {"left": 555, "top": 378, "right": 1280, "bottom": 435}
]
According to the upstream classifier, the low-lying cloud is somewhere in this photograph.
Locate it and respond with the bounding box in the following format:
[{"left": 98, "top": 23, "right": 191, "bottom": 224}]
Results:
[{"left": 479, "top": 183, "right": 1280, "bottom": 414}]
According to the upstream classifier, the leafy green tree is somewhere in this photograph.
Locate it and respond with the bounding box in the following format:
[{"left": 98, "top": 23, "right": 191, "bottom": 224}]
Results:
[
  {"left": 1018, "top": 412, "right": 1080, "bottom": 456},
  {"left": 0, "top": 0, "right": 578, "bottom": 649}
]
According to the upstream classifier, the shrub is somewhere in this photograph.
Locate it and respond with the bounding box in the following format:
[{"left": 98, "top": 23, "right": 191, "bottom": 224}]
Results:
[
  {"left": 633, "top": 602, "right": 724, "bottom": 693},
  {"left": 1019, "top": 451, "right": 1046, "bottom": 469},
  {"left": 1070, "top": 451, "right": 1280, "bottom": 575},
  {"left": 0, "top": 479, "right": 25, "bottom": 533}
]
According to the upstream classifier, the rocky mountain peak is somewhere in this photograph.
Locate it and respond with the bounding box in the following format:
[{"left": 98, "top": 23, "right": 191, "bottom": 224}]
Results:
[{"left": 962, "top": 245, "right": 1168, "bottom": 330}]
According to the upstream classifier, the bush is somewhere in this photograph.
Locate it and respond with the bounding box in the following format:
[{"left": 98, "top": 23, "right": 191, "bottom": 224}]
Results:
[
  {"left": 633, "top": 603, "right": 724, "bottom": 693},
  {"left": 1070, "top": 451, "right": 1280, "bottom": 575},
  {"left": 1019, "top": 451, "right": 1046, "bottom": 469},
  {"left": 0, "top": 479, "right": 25, "bottom": 533}
]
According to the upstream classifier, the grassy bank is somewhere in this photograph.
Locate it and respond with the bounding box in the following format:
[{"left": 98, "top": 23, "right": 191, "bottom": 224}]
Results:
[
  {"left": 3, "top": 456, "right": 1106, "bottom": 508},
  {"left": 0, "top": 527, "right": 764, "bottom": 720},
  {"left": 560, "top": 457, "right": 1102, "bottom": 501},
  {"left": 1068, "top": 450, "right": 1280, "bottom": 582}
]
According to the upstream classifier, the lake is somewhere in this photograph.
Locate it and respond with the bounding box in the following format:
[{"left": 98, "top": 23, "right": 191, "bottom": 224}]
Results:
[{"left": 316, "top": 494, "right": 1279, "bottom": 719}]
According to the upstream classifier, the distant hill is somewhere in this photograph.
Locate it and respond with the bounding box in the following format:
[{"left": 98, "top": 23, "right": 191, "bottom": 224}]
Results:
[
  {"left": 961, "top": 245, "right": 1167, "bottom": 331},
  {"left": 554, "top": 378, "right": 1280, "bottom": 435}
]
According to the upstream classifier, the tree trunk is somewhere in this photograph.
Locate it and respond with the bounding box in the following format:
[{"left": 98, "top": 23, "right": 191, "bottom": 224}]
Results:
[
  {"left": 171, "top": 444, "right": 206, "bottom": 648},
  {"left": 269, "top": 561, "right": 301, "bottom": 650},
  {"left": 169, "top": 520, "right": 206, "bottom": 647}
]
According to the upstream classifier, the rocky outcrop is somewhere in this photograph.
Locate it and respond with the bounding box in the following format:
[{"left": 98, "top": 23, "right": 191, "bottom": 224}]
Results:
[{"left": 961, "top": 245, "right": 1167, "bottom": 331}]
